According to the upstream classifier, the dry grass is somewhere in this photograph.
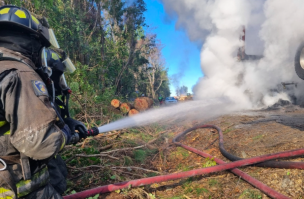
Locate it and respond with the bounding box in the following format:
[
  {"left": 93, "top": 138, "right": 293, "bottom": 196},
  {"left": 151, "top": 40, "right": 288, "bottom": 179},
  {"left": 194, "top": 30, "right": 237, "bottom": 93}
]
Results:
[{"left": 63, "top": 106, "right": 304, "bottom": 198}]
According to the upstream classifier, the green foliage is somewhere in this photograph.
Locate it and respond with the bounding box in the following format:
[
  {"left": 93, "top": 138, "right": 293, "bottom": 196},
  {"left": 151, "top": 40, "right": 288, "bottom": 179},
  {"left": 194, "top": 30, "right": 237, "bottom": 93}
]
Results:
[
  {"left": 223, "top": 128, "right": 232, "bottom": 134},
  {"left": 203, "top": 158, "right": 217, "bottom": 168},
  {"left": 4, "top": 0, "right": 171, "bottom": 127},
  {"left": 87, "top": 194, "right": 99, "bottom": 199},
  {"left": 133, "top": 149, "right": 147, "bottom": 163},
  {"left": 240, "top": 189, "right": 262, "bottom": 199},
  {"left": 252, "top": 135, "right": 263, "bottom": 140},
  {"left": 148, "top": 193, "right": 156, "bottom": 199},
  {"left": 147, "top": 172, "right": 158, "bottom": 177},
  {"left": 133, "top": 148, "right": 157, "bottom": 163},
  {"left": 208, "top": 179, "right": 218, "bottom": 187},
  {"left": 171, "top": 147, "right": 190, "bottom": 160},
  {"left": 195, "top": 187, "right": 209, "bottom": 195},
  {"left": 83, "top": 147, "right": 99, "bottom": 155},
  {"left": 124, "top": 156, "right": 133, "bottom": 166}
]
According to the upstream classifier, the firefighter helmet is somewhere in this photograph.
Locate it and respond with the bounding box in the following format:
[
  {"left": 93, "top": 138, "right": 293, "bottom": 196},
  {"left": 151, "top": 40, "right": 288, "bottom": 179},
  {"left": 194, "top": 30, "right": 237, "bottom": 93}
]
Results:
[{"left": 0, "top": 5, "right": 59, "bottom": 48}]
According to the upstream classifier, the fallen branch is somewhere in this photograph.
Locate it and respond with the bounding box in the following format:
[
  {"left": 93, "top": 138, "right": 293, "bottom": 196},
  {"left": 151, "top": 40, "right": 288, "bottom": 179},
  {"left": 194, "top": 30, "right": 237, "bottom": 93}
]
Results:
[
  {"left": 98, "top": 131, "right": 122, "bottom": 137},
  {"left": 65, "top": 153, "right": 119, "bottom": 164},
  {"left": 112, "top": 169, "right": 145, "bottom": 178},
  {"left": 111, "top": 166, "right": 161, "bottom": 174},
  {"left": 100, "top": 145, "right": 146, "bottom": 154},
  {"left": 99, "top": 144, "right": 114, "bottom": 152},
  {"left": 67, "top": 165, "right": 161, "bottom": 174},
  {"left": 76, "top": 154, "right": 119, "bottom": 160}
]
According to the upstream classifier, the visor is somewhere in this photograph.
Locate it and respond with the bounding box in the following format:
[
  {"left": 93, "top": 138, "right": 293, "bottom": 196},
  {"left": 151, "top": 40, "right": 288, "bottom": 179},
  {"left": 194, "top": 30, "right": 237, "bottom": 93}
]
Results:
[
  {"left": 40, "top": 47, "right": 52, "bottom": 77},
  {"left": 41, "top": 47, "right": 47, "bottom": 67},
  {"left": 59, "top": 74, "right": 69, "bottom": 91},
  {"left": 62, "top": 58, "right": 76, "bottom": 74},
  {"left": 48, "top": 29, "right": 60, "bottom": 48}
]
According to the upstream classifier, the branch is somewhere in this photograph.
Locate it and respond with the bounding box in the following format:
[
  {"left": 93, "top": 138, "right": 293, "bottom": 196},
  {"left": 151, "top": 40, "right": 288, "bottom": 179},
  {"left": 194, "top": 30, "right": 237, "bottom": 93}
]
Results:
[
  {"left": 100, "top": 145, "right": 146, "bottom": 154},
  {"left": 112, "top": 166, "right": 161, "bottom": 174},
  {"left": 68, "top": 165, "right": 161, "bottom": 174},
  {"left": 154, "top": 77, "right": 164, "bottom": 93},
  {"left": 65, "top": 153, "right": 119, "bottom": 164},
  {"left": 115, "top": 53, "right": 133, "bottom": 89},
  {"left": 112, "top": 169, "right": 145, "bottom": 178},
  {"left": 85, "top": 7, "right": 99, "bottom": 42},
  {"left": 76, "top": 154, "right": 119, "bottom": 160}
]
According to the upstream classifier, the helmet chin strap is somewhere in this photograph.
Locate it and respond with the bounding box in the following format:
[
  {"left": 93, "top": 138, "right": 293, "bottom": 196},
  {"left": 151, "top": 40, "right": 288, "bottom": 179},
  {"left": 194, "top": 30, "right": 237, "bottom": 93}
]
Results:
[{"left": 30, "top": 35, "right": 41, "bottom": 65}]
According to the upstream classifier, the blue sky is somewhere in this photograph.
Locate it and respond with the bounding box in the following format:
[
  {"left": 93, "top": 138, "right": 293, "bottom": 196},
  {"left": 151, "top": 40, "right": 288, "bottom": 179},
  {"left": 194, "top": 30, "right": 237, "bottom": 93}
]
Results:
[{"left": 144, "top": 0, "right": 204, "bottom": 96}]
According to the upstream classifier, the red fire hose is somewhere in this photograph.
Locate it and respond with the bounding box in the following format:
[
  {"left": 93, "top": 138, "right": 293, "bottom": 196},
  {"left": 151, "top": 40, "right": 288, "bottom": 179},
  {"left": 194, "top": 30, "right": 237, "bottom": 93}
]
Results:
[{"left": 64, "top": 125, "right": 304, "bottom": 199}]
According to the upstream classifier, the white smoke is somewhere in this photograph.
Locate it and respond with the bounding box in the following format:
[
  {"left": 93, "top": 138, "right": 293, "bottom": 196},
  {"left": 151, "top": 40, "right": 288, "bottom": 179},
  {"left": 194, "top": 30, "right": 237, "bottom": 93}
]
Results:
[
  {"left": 161, "top": 0, "right": 304, "bottom": 108},
  {"left": 97, "top": 0, "right": 304, "bottom": 133}
]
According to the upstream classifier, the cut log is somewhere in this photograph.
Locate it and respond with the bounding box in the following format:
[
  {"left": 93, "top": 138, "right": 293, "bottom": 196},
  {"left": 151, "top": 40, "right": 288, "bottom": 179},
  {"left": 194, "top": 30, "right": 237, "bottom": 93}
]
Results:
[
  {"left": 134, "top": 97, "right": 153, "bottom": 111},
  {"left": 120, "top": 103, "right": 131, "bottom": 114},
  {"left": 143, "top": 97, "right": 153, "bottom": 107},
  {"left": 129, "top": 109, "right": 139, "bottom": 116},
  {"left": 111, "top": 99, "right": 121, "bottom": 108}
]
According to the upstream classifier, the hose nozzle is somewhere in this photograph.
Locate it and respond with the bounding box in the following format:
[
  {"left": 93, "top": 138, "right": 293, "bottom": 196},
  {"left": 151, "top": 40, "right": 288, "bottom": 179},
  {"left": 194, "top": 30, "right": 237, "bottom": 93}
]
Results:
[{"left": 87, "top": 127, "right": 99, "bottom": 136}]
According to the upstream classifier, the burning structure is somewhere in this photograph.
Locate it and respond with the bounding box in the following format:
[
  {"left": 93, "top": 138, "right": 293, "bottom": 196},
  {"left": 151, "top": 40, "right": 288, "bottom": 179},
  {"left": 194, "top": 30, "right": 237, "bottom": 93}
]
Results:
[
  {"left": 237, "top": 26, "right": 300, "bottom": 105},
  {"left": 237, "top": 27, "right": 263, "bottom": 61}
]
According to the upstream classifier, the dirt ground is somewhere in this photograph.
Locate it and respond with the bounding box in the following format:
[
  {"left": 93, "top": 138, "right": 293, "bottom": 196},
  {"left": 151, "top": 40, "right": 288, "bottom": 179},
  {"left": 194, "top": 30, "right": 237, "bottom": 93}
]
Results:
[{"left": 63, "top": 104, "right": 304, "bottom": 199}]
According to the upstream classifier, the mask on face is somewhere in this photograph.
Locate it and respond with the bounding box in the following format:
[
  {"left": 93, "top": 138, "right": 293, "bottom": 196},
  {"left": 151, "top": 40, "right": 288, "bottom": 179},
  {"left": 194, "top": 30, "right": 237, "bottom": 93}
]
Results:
[{"left": 39, "top": 47, "right": 76, "bottom": 95}]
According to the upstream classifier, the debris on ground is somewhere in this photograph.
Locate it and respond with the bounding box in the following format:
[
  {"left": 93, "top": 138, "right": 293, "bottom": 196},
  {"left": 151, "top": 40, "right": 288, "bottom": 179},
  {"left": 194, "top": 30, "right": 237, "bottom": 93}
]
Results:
[{"left": 63, "top": 105, "right": 304, "bottom": 198}]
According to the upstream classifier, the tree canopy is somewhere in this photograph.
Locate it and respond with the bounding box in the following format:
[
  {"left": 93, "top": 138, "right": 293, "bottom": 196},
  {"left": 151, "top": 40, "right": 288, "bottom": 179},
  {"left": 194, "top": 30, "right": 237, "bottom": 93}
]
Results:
[{"left": 4, "top": 0, "right": 171, "bottom": 123}]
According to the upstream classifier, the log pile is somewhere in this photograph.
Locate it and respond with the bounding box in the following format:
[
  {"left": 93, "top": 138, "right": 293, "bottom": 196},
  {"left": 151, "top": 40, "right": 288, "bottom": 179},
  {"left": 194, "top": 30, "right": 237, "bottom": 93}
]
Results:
[
  {"left": 128, "top": 109, "right": 139, "bottom": 116},
  {"left": 110, "top": 97, "right": 153, "bottom": 116},
  {"left": 111, "top": 99, "right": 121, "bottom": 108},
  {"left": 120, "top": 103, "right": 132, "bottom": 114},
  {"left": 134, "top": 97, "right": 153, "bottom": 111}
]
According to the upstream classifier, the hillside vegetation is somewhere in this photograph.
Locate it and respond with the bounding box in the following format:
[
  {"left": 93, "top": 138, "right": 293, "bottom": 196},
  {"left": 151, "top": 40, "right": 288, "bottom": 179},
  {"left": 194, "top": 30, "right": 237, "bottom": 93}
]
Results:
[{"left": 5, "top": 0, "right": 170, "bottom": 126}]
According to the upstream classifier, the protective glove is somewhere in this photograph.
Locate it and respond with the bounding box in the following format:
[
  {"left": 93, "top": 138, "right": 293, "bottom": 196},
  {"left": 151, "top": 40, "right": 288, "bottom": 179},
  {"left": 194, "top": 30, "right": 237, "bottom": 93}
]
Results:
[
  {"left": 61, "top": 124, "right": 72, "bottom": 145},
  {"left": 64, "top": 118, "right": 88, "bottom": 140}
]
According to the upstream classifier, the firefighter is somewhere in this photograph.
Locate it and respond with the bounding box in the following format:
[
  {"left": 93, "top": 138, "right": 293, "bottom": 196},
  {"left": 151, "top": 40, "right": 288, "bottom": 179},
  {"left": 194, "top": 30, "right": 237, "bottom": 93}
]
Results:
[
  {"left": 0, "top": 5, "right": 91, "bottom": 198},
  {"left": 158, "top": 95, "right": 164, "bottom": 105}
]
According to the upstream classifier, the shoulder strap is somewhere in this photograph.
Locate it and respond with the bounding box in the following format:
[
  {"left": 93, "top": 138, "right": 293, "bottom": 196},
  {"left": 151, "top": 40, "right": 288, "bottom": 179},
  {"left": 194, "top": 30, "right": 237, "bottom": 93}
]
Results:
[{"left": 0, "top": 53, "right": 32, "bottom": 69}]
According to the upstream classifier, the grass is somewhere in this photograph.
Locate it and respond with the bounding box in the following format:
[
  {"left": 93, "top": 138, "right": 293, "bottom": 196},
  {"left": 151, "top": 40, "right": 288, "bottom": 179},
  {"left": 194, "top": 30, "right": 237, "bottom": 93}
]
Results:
[
  {"left": 208, "top": 179, "right": 218, "bottom": 187},
  {"left": 133, "top": 149, "right": 148, "bottom": 163},
  {"left": 181, "top": 178, "right": 210, "bottom": 197},
  {"left": 252, "top": 135, "right": 263, "bottom": 140},
  {"left": 223, "top": 128, "right": 232, "bottom": 134},
  {"left": 171, "top": 147, "right": 190, "bottom": 160},
  {"left": 239, "top": 189, "right": 262, "bottom": 199},
  {"left": 140, "top": 132, "right": 154, "bottom": 142},
  {"left": 124, "top": 156, "right": 133, "bottom": 166},
  {"left": 176, "top": 163, "right": 191, "bottom": 171},
  {"left": 195, "top": 187, "right": 209, "bottom": 195},
  {"left": 133, "top": 148, "right": 157, "bottom": 163}
]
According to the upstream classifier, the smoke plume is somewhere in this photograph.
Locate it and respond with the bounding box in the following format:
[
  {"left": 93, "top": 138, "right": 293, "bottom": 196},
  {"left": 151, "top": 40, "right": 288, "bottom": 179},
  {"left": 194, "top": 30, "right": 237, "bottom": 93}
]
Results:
[
  {"left": 161, "top": 0, "right": 304, "bottom": 108},
  {"left": 97, "top": 0, "right": 304, "bottom": 133}
]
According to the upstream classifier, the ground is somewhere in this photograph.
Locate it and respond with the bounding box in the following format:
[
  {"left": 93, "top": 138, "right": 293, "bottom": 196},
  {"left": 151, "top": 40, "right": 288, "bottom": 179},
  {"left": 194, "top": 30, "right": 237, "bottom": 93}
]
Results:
[{"left": 62, "top": 104, "right": 304, "bottom": 199}]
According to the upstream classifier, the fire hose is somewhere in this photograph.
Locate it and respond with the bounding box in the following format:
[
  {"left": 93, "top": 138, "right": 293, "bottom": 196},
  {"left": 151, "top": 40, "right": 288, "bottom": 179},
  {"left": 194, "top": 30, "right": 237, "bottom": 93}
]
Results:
[{"left": 64, "top": 125, "right": 304, "bottom": 199}]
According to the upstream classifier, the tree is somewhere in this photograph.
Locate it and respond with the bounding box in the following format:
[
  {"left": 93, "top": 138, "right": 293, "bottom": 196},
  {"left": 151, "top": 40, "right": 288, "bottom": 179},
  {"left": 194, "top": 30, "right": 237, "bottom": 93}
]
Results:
[
  {"left": 179, "top": 85, "right": 188, "bottom": 96},
  {"left": 3, "top": 0, "right": 170, "bottom": 122}
]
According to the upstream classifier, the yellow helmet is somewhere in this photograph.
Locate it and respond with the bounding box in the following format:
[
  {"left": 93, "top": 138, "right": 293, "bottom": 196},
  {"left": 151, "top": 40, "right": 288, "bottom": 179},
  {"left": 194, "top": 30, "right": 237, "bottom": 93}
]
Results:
[{"left": 0, "top": 5, "right": 59, "bottom": 48}]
